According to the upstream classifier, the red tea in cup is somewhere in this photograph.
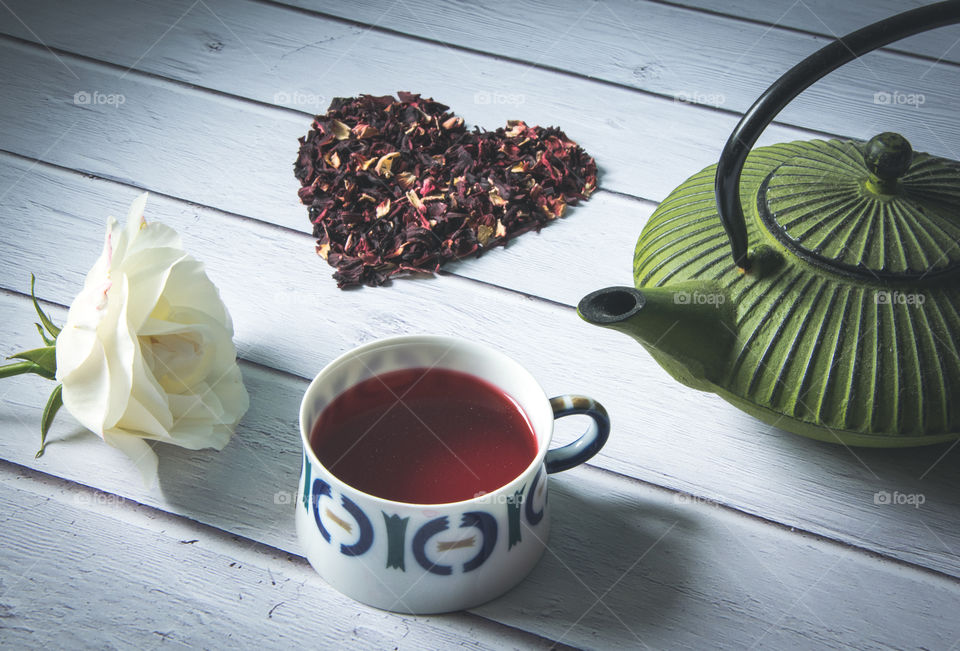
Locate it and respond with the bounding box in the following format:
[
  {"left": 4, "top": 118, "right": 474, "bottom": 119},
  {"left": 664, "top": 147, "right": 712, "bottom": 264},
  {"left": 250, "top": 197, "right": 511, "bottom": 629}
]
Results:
[
  {"left": 309, "top": 367, "right": 538, "bottom": 504},
  {"left": 298, "top": 334, "right": 610, "bottom": 613}
]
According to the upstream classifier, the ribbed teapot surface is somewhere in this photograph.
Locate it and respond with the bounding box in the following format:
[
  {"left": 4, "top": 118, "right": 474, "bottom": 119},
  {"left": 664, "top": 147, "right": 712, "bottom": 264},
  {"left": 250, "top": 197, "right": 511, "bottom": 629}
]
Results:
[{"left": 633, "top": 138, "right": 960, "bottom": 442}]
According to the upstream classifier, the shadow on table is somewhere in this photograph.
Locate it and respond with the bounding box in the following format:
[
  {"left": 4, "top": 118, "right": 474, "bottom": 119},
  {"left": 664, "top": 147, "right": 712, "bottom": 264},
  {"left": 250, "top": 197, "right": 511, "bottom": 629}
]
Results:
[
  {"left": 155, "top": 363, "right": 305, "bottom": 551},
  {"left": 782, "top": 422, "right": 960, "bottom": 484},
  {"left": 765, "top": 420, "right": 960, "bottom": 511},
  {"left": 737, "top": 417, "right": 960, "bottom": 572},
  {"left": 474, "top": 477, "right": 694, "bottom": 647},
  {"left": 775, "top": 428, "right": 960, "bottom": 488}
]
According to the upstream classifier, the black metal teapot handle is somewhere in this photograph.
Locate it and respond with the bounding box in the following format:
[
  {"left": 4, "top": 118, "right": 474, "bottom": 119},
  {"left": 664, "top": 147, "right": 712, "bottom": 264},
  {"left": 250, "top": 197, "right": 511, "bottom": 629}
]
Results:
[{"left": 715, "top": 0, "right": 960, "bottom": 270}]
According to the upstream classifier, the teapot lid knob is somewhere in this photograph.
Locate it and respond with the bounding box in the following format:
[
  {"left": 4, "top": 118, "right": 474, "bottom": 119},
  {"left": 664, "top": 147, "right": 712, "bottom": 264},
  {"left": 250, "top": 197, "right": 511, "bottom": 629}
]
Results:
[
  {"left": 864, "top": 132, "right": 913, "bottom": 185},
  {"left": 760, "top": 133, "right": 960, "bottom": 279}
]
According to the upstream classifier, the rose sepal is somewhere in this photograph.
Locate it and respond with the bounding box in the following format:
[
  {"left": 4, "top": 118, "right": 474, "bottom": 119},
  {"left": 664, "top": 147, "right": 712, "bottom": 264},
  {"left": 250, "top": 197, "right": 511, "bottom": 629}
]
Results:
[
  {"left": 30, "top": 273, "right": 60, "bottom": 339},
  {"left": 2, "top": 272, "right": 63, "bottom": 380},
  {"left": 0, "top": 275, "right": 65, "bottom": 456},
  {"left": 7, "top": 346, "right": 57, "bottom": 378}
]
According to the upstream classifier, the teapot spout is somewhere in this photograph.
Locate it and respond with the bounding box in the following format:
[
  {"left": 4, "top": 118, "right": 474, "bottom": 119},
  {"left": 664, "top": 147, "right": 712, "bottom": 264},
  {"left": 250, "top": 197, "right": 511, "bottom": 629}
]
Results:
[{"left": 577, "top": 285, "right": 736, "bottom": 391}]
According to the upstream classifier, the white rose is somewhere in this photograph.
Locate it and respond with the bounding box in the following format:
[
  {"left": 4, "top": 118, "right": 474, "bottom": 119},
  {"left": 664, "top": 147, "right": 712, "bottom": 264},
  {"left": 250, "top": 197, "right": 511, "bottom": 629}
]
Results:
[{"left": 56, "top": 193, "right": 249, "bottom": 485}]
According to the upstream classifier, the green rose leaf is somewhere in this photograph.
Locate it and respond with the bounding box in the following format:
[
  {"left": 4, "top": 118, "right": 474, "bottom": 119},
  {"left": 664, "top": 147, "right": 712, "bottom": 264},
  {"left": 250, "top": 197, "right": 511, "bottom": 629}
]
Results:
[
  {"left": 31, "top": 273, "right": 61, "bottom": 339},
  {"left": 8, "top": 346, "right": 57, "bottom": 377},
  {"left": 37, "top": 384, "right": 63, "bottom": 458}
]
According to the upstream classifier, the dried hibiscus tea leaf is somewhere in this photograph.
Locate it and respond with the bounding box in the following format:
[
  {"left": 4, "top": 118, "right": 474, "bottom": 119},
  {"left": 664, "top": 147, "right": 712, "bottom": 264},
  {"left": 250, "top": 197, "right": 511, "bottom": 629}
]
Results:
[{"left": 293, "top": 92, "right": 598, "bottom": 288}]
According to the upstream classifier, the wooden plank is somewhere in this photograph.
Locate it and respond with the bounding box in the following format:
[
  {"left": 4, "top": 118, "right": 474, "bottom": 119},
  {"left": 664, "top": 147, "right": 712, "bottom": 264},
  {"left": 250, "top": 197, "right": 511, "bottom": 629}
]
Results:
[
  {"left": 271, "top": 0, "right": 960, "bottom": 138},
  {"left": 4, "top": 453, "right": 960, "bottom": 649},
  {"left": 0, "top": 463, "right": 559, "bottom": 650},
  {"left": 3, "top": 164, "right": 960, "bottom": 584},
  {"left": 667, "top": 0, "right": 960, "bottom": 65},
  {"left": 4, "top": 0, "right": 957, "bottom": 146},
  {"left": 0, "top": 0, "right": 888, "bottom": 217},
  {"left": 273, "top": 0, "right": 959, "bottom": 150},
  {"left": 1, "top": 1, "right": 957, "bottom": 300},
  {"left": 0, "top": 37, "right": 654, "bottom": 307},
  {"left": 0, "top": 2, "right": 956, "bottom": 645},
  {"left": 33, "top": 0, "right": 951, "bottom": 151}
]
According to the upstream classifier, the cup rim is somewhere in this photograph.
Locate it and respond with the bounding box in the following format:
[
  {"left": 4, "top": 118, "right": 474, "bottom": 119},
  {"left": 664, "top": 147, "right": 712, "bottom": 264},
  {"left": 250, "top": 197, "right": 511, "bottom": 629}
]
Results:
[{"left": 298, "top": 334, "right": 553, "bottom": 509}]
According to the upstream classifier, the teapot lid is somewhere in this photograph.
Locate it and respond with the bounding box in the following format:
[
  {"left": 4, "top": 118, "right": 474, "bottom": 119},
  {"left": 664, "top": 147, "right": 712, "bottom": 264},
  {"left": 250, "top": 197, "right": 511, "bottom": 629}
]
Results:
[{"left": 759, "top": 133, "right": 960, "bottom": 280}]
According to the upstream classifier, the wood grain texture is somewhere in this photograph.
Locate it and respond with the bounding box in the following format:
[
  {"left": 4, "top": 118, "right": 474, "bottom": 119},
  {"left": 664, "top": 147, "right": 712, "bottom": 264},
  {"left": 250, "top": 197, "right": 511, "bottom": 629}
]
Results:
[
  {"left": 2, "top": 160, "right": 960, "bottom": 585},
  {"left": 670, "top": 0, "right": 960, "bottom": 64},
  {"left": 0, "top": 463, "right": 560, "bottom": 650},
  {"left": 265, "top": 0, "right": 960, "bottom": 148},
  {"left": 0, "top": 0, "right": 826, "bottom": 212},
  {"left": 1, "top": 0, "right": 956, "bottom": 301},
  {"left": 2, "top": 0, "right": 960, "bottom": 646},
  {"left": 4, "top": 448, "right": 960, "bottom": 649},
  {"left": 0, "top": 73, "right": 645, "bottom": 310}
]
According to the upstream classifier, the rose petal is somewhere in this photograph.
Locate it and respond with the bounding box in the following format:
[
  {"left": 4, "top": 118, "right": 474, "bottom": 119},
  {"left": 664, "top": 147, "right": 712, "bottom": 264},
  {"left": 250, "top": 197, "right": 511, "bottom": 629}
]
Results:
[
  {"left": 115, "top": 393, "right": 175, "bottom": 440},
  {"left": 167, "top": 417, "right": 233, "bottom": 451},
  {"left": 158, "top": 259, "right": 231, "bottom": 333},
  {"left": 168, "top": 386, "right": 225, "bottom": 423},
  {"left": 208, "top": 365, "right": 250, "bottom": 426},
  {"left": 102, "top": 431, "right": 159, "bottom": 486},
  {"left": 118, "top": 248, "right": 184, "bottom": 330},
  {"left": 57, "top": 334, "right": 110, "bottom": 437},
  {"left": 100, "top": 276, "right": 138, "bottom": 430},
  {"left": 57, "top": 194, "right": 249, "bottom": 484}
]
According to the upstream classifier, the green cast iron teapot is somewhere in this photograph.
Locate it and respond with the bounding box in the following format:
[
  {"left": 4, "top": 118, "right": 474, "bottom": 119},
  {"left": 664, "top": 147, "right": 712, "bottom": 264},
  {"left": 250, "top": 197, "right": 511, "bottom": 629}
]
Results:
[{"left": 579, "top": 1, "right": 960, "bottom": 447}]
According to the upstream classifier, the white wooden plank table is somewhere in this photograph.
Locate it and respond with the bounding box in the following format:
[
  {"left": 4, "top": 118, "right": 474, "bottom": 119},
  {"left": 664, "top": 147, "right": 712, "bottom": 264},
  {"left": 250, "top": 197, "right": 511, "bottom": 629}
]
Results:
[{"left": 1, "top": 1, "right": 959, "bottom": 648}]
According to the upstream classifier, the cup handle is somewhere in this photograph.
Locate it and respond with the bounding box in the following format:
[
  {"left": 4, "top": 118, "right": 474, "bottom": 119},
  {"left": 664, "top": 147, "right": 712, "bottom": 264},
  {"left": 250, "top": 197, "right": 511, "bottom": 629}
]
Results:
[{"left": 544, "top": 395, "right": 611, "bottom": 474}]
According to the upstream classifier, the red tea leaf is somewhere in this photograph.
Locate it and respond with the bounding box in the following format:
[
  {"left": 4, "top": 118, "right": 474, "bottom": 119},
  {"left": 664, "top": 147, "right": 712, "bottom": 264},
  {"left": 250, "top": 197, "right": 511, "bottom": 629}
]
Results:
[{"left": 293, "top": 92, "right": 598, "bottom": 288}]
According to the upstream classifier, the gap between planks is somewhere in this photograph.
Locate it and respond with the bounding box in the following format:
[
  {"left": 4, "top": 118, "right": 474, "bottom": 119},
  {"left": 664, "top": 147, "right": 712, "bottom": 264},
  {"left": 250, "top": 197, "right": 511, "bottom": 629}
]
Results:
[
  {"left": 0, "top": 456, "right": 576, "bottom": 650},
  {"left": 0, "top": 32, "right": 314, "bottom": 120},
  {"left": 0, "top": 3, "right": 956, "bottom": 584},
  {"left": 0, "top": 145, "right": 604, "bottom": 310},
  {"left": 586, "top": 462, "right": 960, "bottom": 588},
  {"left": 3, "top": 280, "right": 957, "bottom": 585},
  {"left": 643, "top": 0, "right": 960, "bottom": 67},
  {"left": 255, "top": 0, "right": 959, "bottom": 124},
  {"left": 0, "top": 18, "right": 845, "bottom": 152}
]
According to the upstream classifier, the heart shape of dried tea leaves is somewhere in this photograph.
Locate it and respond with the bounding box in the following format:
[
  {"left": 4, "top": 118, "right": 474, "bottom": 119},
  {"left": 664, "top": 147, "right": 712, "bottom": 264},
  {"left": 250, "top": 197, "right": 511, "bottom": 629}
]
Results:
[{"left": 294, "top": 92, "right": 598, "bottom": 288}]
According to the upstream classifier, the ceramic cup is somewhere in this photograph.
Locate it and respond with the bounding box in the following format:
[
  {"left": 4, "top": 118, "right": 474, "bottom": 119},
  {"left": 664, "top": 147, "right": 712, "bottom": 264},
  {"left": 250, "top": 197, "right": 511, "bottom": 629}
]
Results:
[{"left": 296, "top": 335, "right": 610, "bottom": 614}]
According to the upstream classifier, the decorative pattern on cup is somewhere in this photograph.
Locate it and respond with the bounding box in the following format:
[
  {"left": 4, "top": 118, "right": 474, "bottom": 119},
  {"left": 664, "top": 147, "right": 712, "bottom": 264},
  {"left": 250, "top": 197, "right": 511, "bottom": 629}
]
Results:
[{"left": 300, "top": 453, "right": 547, "bottom": 575}]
